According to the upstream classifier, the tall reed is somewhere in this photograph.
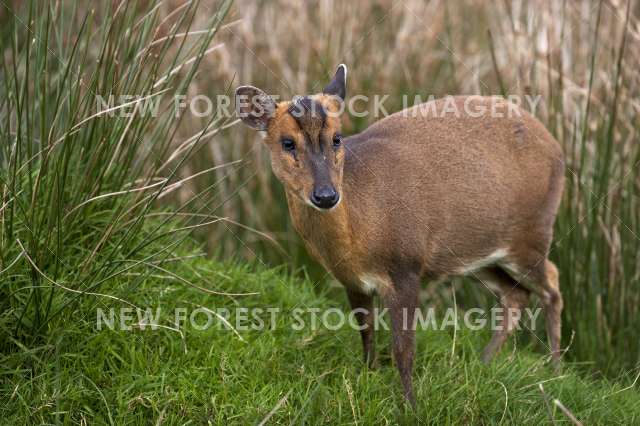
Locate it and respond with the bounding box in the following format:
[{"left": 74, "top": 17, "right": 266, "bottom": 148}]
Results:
[
  {"left": 0, "top": 0, "right": 232, "bottom": 346},
  {"left": 484, "top": 0, "right": 640, "bottom": 376}
]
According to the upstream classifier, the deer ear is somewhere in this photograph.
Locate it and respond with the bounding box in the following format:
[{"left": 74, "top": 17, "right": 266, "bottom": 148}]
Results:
[
  {"left": 323, "top": 64, "right": 347, "bottom": 101},
  {"left": 235, "top": 85, "right": 276, "bottom": 131}
]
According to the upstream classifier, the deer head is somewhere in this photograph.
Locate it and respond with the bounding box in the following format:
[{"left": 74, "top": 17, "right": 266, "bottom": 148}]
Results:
[{"left": 236, "top": 65, "right": 347, "bottom": 210}]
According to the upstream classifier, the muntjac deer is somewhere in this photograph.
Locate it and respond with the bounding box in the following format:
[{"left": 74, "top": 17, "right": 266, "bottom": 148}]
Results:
[{"left": 235, "top": 65, "right": 565, "bottom": 406}]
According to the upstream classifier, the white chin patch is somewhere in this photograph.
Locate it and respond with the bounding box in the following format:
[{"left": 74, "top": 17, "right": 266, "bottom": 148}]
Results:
[{"left": 304, "top": 198, "right": 325, "bottom": 212}]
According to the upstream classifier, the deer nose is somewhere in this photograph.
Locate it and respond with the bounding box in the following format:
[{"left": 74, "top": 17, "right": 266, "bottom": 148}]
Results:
[{"left": 310, "top": 186, "right": 339, "bottom": 209}]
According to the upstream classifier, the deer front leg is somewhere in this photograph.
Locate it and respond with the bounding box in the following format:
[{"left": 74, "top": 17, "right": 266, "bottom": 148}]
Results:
[
  {"left": 381, "top": 273, "right": 420, "bottom": 408},
  {"left": 346, "top": 289, "right": 377, "bottom": 368}
]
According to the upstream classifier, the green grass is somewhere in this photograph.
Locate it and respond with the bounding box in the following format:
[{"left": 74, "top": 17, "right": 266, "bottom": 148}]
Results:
[
  {"left": 0, "top": 0, "right": 233, "bottom": 343},
  {"left": 2, "top": 248, "right": 640, "bottom": 424},
  {"left": 2, "top": 2, "right": 640, "bottom": 423}
]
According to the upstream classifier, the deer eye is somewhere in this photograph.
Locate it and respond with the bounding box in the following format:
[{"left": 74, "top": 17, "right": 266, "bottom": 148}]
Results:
[
  {"left": 332, "top": 133, "right": 342, "bottom": 148},
  {"left": 281, "top": 138, "right": 296, "bottom": 152}
]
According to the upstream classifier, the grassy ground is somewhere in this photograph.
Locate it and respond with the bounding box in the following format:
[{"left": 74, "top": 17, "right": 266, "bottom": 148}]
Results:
[
  {"left": 2, "top": 253, "right": 640, "bottom": 424},
  {"left": 2, "top": 2, "right": 640, "bottom": 423}
]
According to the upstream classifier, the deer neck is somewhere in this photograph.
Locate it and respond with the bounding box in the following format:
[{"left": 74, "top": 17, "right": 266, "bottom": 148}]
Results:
[{"left": 285, "top": 190, "right": 354, "bottom": 267}]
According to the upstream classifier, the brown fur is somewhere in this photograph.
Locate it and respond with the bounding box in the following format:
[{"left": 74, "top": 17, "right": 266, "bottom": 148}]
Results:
[{"left": 236, "top": 76, "right": 565, "bottom": 407}]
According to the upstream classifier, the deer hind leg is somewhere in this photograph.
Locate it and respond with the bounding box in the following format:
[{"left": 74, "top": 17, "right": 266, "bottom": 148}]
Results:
[
  {"left": 509, "top": 257, "right": 563, "bottom": 365},
  {"left": 476, "top": 267, "right": 530, "bottom": 363},
  {"left": 540, "top": 259, "right": 563, "bottom": 364}
]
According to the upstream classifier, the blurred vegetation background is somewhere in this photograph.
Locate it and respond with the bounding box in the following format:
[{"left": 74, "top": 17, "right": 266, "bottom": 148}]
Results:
[{"left": 1, "top": 0, "right": 639, "bottom": 381}]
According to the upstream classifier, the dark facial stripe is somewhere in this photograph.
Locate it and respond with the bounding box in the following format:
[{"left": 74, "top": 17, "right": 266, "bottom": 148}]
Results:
[
  {"left": 287, "top": 97, "right": 327, "bottom": 151},
  {"left": 287, "top": 96, "right": 327, "bottom": 123},
  {"left": 309, "top": 151, "right": 333, "bottom": 187},
  {"left": 286, "top": 97, "right": 334, "bottom": 188}
]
